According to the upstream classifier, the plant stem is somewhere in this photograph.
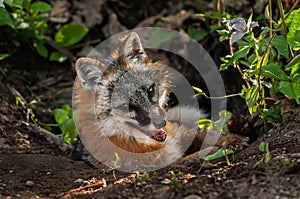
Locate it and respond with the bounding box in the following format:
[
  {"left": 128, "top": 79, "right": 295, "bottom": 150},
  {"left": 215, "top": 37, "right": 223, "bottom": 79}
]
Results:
[
  {"left": 257, "top": 0, "right": 299, "bottom": 105},
  {"left": 269, "top": 0, "right": 273, "bottom": 38},
  {"left": 208, "top": 93, "right": 242, "bottom": 99},
  {"left": 228, "top": 39, "right": 251, "bottom": 89}
]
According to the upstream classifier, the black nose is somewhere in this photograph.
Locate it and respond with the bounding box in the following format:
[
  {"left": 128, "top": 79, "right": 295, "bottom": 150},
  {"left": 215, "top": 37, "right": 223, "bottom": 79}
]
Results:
[{"left": 153, "top": 119, "right": 166, "bottom": 129}]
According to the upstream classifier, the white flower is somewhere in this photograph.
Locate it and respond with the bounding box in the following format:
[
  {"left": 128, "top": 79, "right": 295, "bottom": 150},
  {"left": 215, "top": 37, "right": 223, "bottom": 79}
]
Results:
[
  {"left": 0, "top": 0, "right": 5, "bottom": 8},
  {"left": 229, "top": 18, "right": 259, "bottom": 43}
]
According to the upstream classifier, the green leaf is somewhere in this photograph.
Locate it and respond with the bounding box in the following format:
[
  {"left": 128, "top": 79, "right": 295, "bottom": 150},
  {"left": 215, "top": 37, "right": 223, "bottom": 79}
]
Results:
[
  {"left": 60, "top": 118, "right": 77, "bottom": 143},
  {"left": 286, "top": 8, "right": 300, "bottom": 50},
  {"left": 61, "top": 104, "right": 73, "bottom": 118},
  {"left": 22, "top": 0, "right": 30, "bottom": 10},
  {"left": 209, "top": 24, "right": 220, "bottom": 33},
  {"left": 198, "top": 118, "right": 213, "bottom": 130},
  {"left": 272, "top": 35, "right": 289, "bottom": 58},
  {"left": 279, "top": 81, "right": 300, "bottom": 103},
  {"left": 248, "top": 54, "right": 257, "bottom": 65},
  {"left": 233, "top": 45, "right": 251, "bottom": 62},
  {"left": 256, "top": 50, "right": 269, "bottom": 70},
  {"left": 290, "top": 63, "right": 300, "bottom": 81},
  {"left": 0, "top": 53, "right": 10, "bottom": 60},
  {"left": 198, "top": 11, "right": 222, "bottom": 19},
  {"left": 187, "top": 26, "right": 208, "bottom": 42},
  {"left": 216, "top": 29, "right": 230, "bottom": 36},
  {"left": 52, "top": 108, "right": 69, "bottom": 125},
  {"left": 295, "top": 30, "right": 300, "bottom": 42},
  {"left": 4, "top": 0, "right": 23, "bottom": 9},
  {"left": 53, "top": 105, "right": 78, "bottom": 143},
  {"left": 244, "top": 85, "right": 259, "bottom": 115},
  {"left": 55, "top": 24, "right": 89, "bottom": 47},
  {"left": 259, "top": 141, "right": 266, "bottom": 152},
  {"left": 204, "top": 148, "right": 234, "bottom": 161},
  {"left": 284, "top": 54, "right": 300, "bottom": 70},
  {"left": 49, "top": 51, "right": 67, "bottom": 62},
  {"left": 30, "top": 2, "right": 52, "bottom": 14},
  {"left": 260, "top": 105, "right": 282, "bottom": 123},
  {"left": 33, "top": 41, "right": 48, "bottom": 58},
  {"left": 0, "top": 7, "right": 14, "bottom": 28},
  {"left": 264, "top": 5, "right": 270, "bottom": 20},
  {"left": 221, "top": 46, "right": 251, "bottom": 70},
  {"left": 213, "top": 111, "right": 232, "bottom": 132},
  {"left": 261, "top": 63, "right": 289, "bottom": 81},
  {"left": 193, "top": 86, "right": 208, "bottom": 98}
]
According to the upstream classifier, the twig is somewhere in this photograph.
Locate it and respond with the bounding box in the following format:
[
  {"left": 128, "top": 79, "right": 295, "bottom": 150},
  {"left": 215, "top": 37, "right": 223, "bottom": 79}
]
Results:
[
  {"left": 46, "top": 37, "right": 76, "bottom": 67},
  {"left": 67, "top": 38, "right": 102, "bottom": 50},
  {"left": 65, "top": 179, "right": 106, "bottom": 195},
  {"left": 228, "top": 39, "right": 251, "bottom": 89}
]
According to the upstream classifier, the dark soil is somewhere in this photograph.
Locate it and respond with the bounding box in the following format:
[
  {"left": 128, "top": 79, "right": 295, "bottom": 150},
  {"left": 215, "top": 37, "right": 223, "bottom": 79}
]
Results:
[{"left": 1, "top": 1, "right": 300, "bottom": 198}]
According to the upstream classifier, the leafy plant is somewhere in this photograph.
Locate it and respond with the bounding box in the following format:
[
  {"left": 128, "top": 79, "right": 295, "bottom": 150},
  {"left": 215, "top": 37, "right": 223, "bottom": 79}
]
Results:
[
  {"left": 136, "top": 171, "right": 150, "bottom": 181},
  {"left": 203, "top": 143, "right": 235, "bottom": 166},
  {"left": 52, "top": 104, "right": 78, "bottom": 144},
  {"left": 259, "top": 104, "right": 282, "bottom": 123},
  {"left": 0, "top": 53, "right": 10, "bottom": 61},
  {"left": 253, "top": 141, "right": 272, "bottom": 168},
  {"left": 199, "top": 1, "right": 300, "bottom": 118},
  {"left": 0, "top": 0, "right": 88, "bottom": 61},
  {"left": 162, "top": 171, "right": 178, "bottom": 186},
  {"left": 15, "top": 95, "right": 41, "bottom": 125},
  {"left": 198, "top": 110, "right": 232, "bottom": 132}
]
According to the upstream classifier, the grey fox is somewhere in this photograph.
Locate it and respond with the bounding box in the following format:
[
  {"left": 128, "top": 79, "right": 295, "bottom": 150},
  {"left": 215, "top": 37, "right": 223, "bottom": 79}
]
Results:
[{"left": 73, "top": 32, "right": 247, "bottom": 171}]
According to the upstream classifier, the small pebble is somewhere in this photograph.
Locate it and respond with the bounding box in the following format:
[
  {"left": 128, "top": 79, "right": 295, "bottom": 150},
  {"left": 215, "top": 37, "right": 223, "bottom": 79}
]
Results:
[
  {"left": 25, "top": 181, "right": 35, "bottom": 187},
  {"left": 74, "top": 178, "right": 84, "bottom": 183},
  {"left": 184, "top": 194, "right": 202, "bottom": 199}
]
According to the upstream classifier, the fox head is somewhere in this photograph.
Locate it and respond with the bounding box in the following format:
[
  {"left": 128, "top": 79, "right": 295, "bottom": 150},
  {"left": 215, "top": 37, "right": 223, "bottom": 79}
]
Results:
[{"left": 75, "top": 32, "right": 171, "bottom": 143}]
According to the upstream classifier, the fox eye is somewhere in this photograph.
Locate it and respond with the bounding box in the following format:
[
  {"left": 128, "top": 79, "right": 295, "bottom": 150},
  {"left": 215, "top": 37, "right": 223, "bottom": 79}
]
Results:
[
  {"left": 147, "top": 84, "right": 155, "bottom": 98},
  {"left": 118, "top": 104, "right": 129, "bottom": 111}
]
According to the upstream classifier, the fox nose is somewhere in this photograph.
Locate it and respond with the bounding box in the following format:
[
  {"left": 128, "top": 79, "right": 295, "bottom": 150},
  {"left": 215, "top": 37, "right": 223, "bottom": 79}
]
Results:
[{"left": 153, "top": 119, "right": 166, "bottom": 129}]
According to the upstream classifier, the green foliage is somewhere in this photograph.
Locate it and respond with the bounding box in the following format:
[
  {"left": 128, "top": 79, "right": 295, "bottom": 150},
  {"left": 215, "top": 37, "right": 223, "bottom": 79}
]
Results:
[
  {"left": 55, "top": 24, "right": 89, "bottom": 47},
  {"left": 0, "top": 53, "right": 10, "bottom": 61},
  {"left": 198, "top": 110, "right": 232, "bottom": 132},
  {"left": 136, "top": 171, "right": 150, "bottom": 181},
  {"left": 285, "top": 8, "right": 300, "bottom": 50},
  {"left": 162, "top": 171, "right": 178, "bottom": 186},
  {"left": 49, "top": 51, "right": 67, "bottom": 63},
  {"left": 201, "top": 2, "right": 300, "bottom": 118},
  {"left": 52, "top": 104, "right": 78, "bottom": 144},
  {"left": 0, "top": 0, "right": 89, "bottom": 61},
  {"left": 15, "top": 96, "right": 41, "bottom": 125},
  {"left": 253, "top": 141, "right": 272, "bottom": 168},
  {"left": 259, "top": 104, "right": 282, "bottom": 123},
  {"left": 203, "top": 147, "right": 234, "bottom": 162}
]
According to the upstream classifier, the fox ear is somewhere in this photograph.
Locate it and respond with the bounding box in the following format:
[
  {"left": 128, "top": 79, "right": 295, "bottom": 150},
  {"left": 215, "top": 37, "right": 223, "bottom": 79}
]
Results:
[
  {"left": 75, "top": 57, "right": 103, "bottom": 92},
  {"left": 119, "top": 32, "right": 147, "bottom": 64}
]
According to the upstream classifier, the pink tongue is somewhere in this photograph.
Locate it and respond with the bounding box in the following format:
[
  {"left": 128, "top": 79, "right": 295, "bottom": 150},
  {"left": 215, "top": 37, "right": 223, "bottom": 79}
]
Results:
[{"left": 152, "top": 129, "right": 167, "bottom": 142}]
